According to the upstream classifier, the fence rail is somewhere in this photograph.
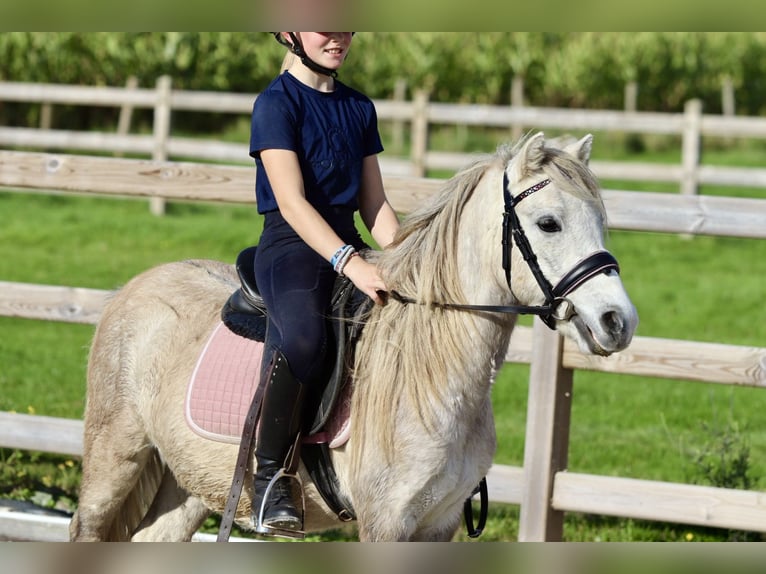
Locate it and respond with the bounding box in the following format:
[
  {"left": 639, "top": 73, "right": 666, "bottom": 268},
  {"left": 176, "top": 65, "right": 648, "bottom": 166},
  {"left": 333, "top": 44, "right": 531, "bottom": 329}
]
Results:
[
  {"left": 1, "top": 278, "right": 764, "bottom": 389},
  {"left": 3, "top": 151, "right": 766, "bottom": 239},
  {"left": 1, "top": 150, "right": 766, "bottom": 541},
  {"left": 4, "top": 79, "right": 766, "bottom": 194}
]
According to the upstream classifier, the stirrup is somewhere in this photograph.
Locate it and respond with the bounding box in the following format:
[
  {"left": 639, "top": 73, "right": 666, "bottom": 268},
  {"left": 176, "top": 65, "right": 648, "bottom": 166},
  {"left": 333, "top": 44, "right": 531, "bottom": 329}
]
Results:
[{"left": 254, "top": 467, "right": 305, "bottom": 540}]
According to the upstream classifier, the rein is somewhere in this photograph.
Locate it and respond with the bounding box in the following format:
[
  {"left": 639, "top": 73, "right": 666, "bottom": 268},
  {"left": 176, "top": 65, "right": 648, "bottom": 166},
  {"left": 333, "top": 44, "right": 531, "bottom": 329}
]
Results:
[
  {"left": 389, "top": 171, "right": 621, "bottom": 329},
  {"left": 389, "top": 290, "right": 554, "bottom": 316}
]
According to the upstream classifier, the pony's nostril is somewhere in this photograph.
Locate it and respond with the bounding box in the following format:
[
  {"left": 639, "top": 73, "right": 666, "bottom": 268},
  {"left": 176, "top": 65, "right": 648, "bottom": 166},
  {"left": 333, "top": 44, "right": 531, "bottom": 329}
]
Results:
[{"left": 601, "top": 310, "right": 623, "bottom": 336}]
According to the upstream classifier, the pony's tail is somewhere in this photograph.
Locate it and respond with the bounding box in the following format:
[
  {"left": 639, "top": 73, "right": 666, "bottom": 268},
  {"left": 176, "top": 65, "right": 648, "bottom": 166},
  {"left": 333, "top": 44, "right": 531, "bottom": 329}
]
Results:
[{"left": 105, "top": 449, "right": 165, "bottom": 541}]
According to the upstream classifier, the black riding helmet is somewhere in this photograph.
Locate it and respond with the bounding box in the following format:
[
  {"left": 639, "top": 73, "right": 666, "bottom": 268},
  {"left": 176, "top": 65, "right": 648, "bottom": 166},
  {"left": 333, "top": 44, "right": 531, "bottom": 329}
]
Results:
[{"left": 273, "top": 32, "right": 354, "bottom": 79}]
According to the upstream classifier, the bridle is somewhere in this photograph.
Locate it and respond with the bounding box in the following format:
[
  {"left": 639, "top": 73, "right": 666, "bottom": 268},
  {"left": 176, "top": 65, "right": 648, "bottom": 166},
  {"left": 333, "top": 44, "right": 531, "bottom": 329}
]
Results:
[{"left": 391, "top": 170, "right": 621, "bottom": 330}]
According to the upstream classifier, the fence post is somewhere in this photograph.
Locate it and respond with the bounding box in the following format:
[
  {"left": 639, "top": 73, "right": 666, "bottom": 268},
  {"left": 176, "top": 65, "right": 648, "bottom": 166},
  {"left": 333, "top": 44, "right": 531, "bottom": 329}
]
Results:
[
  {"left": 390, "top": 78, "right": 407, "bottom": 156},
  {"left": 117, "top": 77, "right": 138, "bottom": 135},
  {"left": 518, "top": 317, "right": 573, "bottom": 541},
  {"left": 150, "top": 75, "right": 172, "bottom": 216},
  {"left": 680, "top": 98, "right": 702, "bottom": 198},
  {"left": 410, "top": 90, "right": 429, "bottom": 178},
  {"left": 721, "top": 76, "right": 736, "bottom": 147},
  {"left": 510, "top": 74, "right": 525, "bottom": 142},
  {"left": 721, "top": 75, "right": 735, "bottom": 117},
  {"left": 39, "top": 103, "right": 53, "bottom": 130},
  {"left": 624, "top": 81, "right": 638, "bottom": 113},
  {"left": 115, "top": 76, "right": 138, "bottom": 158}
]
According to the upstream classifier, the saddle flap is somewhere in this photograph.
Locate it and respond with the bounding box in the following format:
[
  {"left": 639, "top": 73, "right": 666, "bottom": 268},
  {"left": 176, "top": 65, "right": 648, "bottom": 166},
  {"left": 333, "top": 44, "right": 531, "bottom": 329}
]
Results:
[{"left": 309, "top": 275, "right": 371, "bottom": 434}]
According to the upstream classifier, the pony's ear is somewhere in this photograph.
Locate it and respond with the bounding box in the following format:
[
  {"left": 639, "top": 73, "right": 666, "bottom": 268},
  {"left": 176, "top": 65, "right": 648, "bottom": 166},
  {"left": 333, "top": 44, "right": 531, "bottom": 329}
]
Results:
[
  {"left": 513, "top": 132, "right": 547, "bottom": 179},
  {"left": 564, "top": 134, "right": 593, "bottom": 164}
]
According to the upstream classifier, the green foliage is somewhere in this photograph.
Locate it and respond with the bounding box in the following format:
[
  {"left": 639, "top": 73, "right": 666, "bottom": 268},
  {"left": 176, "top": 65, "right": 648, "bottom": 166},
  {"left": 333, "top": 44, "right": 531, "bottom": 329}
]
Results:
[
  {"left": 0, "top": 449, "right": 79, "bottom": 514},
  {"left": 677, "top": 408, "right": 760, "bottom": 541},
  {"left": 0, "top": 32, "right": 283, "bottom": 90},
  {"left": 691, "top": 420, "right": 753, "bottom": 490},
  {"left": 4, "top": 32, "right": 766, "bottom": 131},
  {"left": 540, "top": 32, "right": 766, "bottom": 113}
]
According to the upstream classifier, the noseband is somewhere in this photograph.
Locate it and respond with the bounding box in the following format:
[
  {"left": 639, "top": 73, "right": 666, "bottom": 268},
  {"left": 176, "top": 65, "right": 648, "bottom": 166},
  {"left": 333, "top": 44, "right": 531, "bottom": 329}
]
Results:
[{"left": 391, "top": 171, "right": 621, "bottom": 330}]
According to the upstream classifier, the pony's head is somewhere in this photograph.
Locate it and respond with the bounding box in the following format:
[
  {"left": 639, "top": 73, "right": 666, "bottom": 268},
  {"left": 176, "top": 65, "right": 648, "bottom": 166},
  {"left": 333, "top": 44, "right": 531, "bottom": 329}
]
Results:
[
  {"left": 352, "top": 132, "right": 637, "bottom": 475},
  {"left": 379, "top": 131, "right": 637, "bottom": 357},
  {"left": 496, "top": 132, "right": 637, "bottom": 355}
]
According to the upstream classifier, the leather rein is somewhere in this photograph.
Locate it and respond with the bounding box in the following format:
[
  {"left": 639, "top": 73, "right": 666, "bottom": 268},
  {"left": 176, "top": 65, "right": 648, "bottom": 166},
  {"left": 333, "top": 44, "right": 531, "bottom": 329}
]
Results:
[{"left": 390, "top": 172, "right": 621, "bottom": 329}]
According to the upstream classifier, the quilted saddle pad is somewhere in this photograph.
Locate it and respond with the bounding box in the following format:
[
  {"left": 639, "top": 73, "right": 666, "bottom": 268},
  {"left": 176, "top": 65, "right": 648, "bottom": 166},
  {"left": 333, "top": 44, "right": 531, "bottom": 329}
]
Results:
[{"left": 185, "top": 322, "right": 350, "bottom": 447}]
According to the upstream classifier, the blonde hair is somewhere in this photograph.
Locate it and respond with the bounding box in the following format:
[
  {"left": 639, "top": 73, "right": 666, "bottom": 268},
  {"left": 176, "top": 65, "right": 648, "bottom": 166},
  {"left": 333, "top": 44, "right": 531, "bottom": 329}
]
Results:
[{"left": 280, "top": 51, "right": 296, "bottom": 74}]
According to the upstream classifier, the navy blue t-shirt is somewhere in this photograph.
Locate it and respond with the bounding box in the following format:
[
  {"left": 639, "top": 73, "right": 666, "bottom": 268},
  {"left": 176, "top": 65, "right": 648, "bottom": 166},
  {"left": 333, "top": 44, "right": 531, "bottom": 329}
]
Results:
[{"left": 249, "top": 71, "right": 384, "bottom": 214}]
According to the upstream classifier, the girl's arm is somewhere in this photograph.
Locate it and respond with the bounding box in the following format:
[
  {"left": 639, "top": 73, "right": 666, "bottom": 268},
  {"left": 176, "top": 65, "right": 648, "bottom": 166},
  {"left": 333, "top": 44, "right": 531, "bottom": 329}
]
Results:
[
  {"left": 261, "top": 148, "right": 390, "bottom": 304},
  {"left": 358, "top": 155, "right": 400, "bottom": 249}
]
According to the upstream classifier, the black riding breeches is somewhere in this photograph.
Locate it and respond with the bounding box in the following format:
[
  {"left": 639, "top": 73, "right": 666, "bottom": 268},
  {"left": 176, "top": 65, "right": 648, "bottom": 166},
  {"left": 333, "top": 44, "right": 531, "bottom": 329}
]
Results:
[{"left": 253, "top": 207, "right": 366, "bottom": 385}]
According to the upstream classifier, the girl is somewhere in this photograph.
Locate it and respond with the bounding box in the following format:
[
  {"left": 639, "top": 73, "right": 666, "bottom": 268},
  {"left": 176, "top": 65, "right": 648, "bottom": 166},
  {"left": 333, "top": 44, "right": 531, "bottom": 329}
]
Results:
[{"left": 248, "top": 32, "right": 400, "bottom": 534}]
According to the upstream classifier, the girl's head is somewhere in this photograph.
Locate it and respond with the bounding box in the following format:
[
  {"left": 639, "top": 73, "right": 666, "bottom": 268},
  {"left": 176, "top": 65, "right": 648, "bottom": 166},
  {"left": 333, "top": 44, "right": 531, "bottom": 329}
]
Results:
[{"left": 274, "top": 33, "right": 354, "bottom": 78}]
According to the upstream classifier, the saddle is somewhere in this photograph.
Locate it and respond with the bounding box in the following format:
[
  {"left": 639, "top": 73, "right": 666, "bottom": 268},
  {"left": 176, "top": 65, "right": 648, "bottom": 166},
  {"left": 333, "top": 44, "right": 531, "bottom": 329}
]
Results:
[{"left": 220, "top": 245, "right": 371, "bottom": 524}]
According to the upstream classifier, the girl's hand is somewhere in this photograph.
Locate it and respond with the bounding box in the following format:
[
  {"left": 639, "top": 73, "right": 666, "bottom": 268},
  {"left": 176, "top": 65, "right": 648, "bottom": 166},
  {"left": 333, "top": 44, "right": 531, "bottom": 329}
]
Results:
[{"left": 342, "top": 256, "right": 388, "bottom": 305}]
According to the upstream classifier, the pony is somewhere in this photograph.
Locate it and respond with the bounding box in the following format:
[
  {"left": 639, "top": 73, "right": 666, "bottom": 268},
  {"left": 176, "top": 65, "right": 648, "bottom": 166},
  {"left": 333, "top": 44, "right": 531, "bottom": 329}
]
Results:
[{"left": 69, "top": 133, "right": 637, "bottom": 542}]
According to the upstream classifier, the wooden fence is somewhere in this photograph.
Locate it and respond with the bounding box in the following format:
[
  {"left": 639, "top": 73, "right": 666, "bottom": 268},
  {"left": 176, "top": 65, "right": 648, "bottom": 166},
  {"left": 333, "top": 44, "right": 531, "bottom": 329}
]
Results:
[
  {"left": 1, "top": 150, "right": 766, "bottom": 541},
  {"left": 3, "top": 78, "right": 766, "bottom": 201}
]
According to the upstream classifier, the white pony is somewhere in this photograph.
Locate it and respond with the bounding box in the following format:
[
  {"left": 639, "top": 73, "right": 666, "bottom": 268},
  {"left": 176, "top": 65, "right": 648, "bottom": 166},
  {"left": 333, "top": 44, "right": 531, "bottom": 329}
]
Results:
[{"left": 70, "top": 133, "right": 637, "bottom": 542}]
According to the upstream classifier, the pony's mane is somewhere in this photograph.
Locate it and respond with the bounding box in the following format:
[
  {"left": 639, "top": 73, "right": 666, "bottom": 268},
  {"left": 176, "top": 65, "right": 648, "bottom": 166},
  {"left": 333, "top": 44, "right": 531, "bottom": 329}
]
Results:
[
  {"left": 382, "top": 152, "right": 500, "bottom": 305},
  {"left": 350, "top": 135, "right": 605, "bottom": 468}
]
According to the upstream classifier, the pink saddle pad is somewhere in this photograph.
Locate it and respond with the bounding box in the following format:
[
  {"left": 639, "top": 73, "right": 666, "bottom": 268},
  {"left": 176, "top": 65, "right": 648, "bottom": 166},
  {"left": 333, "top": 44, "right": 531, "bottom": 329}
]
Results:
[
  {"left": 185, "top": 322, "right": 264, "bottom": 444},
  {"left": 185, "top": 322, "right": 350, "bottom": 447}
]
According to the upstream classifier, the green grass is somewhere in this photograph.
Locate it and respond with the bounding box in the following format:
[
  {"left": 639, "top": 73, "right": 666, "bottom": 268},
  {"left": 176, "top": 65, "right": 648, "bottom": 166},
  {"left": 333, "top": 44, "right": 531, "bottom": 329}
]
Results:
[{"left": 1, "top": 174, "right": 765, "bottom": 540}]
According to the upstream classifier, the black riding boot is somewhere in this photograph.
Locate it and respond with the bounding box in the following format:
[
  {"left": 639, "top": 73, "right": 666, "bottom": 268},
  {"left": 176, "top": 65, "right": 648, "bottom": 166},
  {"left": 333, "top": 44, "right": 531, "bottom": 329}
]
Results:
[{"left": 253, "top": 351, "right": 307, "bottom": 533}]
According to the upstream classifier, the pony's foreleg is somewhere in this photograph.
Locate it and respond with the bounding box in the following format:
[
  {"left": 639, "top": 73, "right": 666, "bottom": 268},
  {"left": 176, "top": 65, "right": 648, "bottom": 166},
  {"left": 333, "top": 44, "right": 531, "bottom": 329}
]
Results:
[{"left": 131, "top": 469, "right": 210, "bottom": 542}]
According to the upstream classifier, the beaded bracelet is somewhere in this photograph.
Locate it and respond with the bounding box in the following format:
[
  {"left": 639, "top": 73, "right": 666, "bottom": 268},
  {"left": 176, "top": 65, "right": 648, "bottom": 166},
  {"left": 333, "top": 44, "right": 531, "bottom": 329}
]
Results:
[
  {"left": 334, "top": 246, "right": 356, "bottom": 275},
  {"left": 331, "top": 245, "right": 356, "bottom": 274},
  {"left": 337, "top": 250, "right": 359, "bottom": 277},
  {"left": 330, "top": 245, "right": 352, "bottom": 270}
]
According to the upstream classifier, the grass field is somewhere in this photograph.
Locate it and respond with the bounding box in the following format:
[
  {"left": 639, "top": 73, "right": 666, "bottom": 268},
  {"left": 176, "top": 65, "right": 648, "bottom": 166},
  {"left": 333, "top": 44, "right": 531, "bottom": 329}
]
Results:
[{"left": 1, "top": 140, "right": 765, "bottom": 540}]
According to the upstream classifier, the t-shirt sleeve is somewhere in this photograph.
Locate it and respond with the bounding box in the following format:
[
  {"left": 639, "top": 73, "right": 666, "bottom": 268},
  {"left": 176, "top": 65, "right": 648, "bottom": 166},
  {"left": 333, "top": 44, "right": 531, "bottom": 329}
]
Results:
[
  {"left": 249, "top": 90, "right": 297, "bottom": 159},
  {"left": 363, "top": 103, "right": 384, "bottom": 157}
]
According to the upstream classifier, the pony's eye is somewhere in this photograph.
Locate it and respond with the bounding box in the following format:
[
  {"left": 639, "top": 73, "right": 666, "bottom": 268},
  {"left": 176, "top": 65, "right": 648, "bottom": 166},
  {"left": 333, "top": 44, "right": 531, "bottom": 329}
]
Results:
[{"left": 537, "top": 216, "right": 561, "bottom": 233}]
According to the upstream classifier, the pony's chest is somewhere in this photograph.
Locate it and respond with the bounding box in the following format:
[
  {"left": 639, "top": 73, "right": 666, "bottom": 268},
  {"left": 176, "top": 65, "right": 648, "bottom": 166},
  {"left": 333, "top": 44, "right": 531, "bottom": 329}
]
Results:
[{"left": 415, "top": 413, "right": 496, "bottom": 506}]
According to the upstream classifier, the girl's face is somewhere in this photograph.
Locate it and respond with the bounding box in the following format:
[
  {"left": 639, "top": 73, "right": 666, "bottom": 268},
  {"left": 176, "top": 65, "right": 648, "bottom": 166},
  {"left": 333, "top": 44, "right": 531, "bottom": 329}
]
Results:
[{"left": 290, "top": 32, "right": 353, "bottom": 73}]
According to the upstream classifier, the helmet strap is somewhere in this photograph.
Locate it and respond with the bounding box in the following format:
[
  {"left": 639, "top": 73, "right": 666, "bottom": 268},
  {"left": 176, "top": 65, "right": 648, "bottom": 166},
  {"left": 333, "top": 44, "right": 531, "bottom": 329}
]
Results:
[{"left": 286, "top": 33, "right": 339, "bottom": 79}]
